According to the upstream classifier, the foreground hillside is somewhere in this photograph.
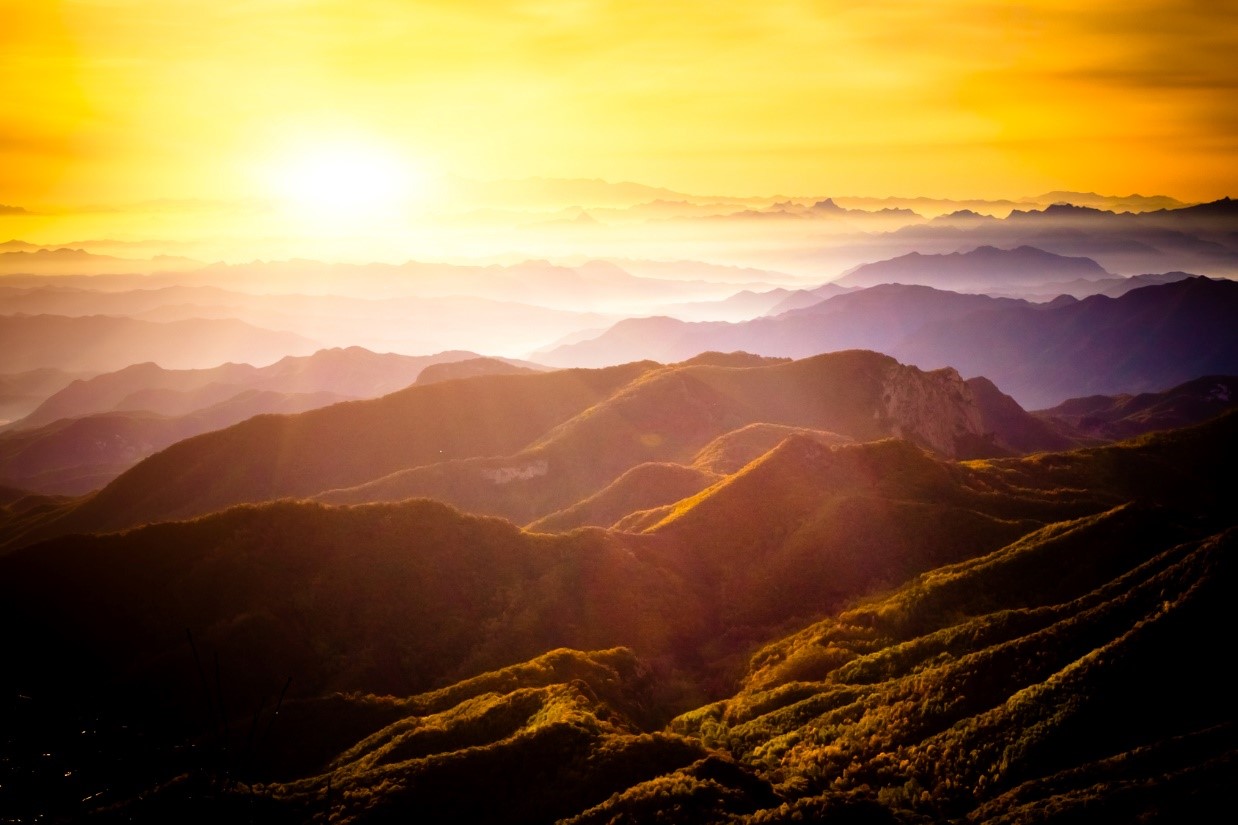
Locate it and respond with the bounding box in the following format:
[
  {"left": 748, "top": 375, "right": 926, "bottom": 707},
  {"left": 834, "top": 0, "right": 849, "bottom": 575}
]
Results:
[{"left": 1, "top": 411, "right": 1234, "bottom": 822}]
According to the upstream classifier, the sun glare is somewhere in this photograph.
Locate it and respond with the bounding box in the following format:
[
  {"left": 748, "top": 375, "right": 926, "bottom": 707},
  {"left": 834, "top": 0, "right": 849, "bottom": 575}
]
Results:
[{"left": 266, "top": 140, "right": 427, "bottom": 227}]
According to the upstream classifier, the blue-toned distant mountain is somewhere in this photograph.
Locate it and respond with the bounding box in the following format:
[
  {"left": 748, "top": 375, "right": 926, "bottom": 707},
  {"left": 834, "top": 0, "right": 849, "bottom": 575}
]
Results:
[
  {"left": 834, "top": 245, "right": 1110, "bottom": 291},
  {"left": 543, "top": 277, "right": 1238, "bottom": 409}
]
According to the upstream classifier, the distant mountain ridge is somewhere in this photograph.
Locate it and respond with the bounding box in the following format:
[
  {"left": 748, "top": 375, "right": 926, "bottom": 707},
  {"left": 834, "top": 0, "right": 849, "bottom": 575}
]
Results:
[
  {"left": 834, "top": 245, "right": 1110, "bottom": 291},
  {"left": 0, "top": 390, "right": 348, "bottom": 495},
  {"left": 7, "top": 346, "right": 495, "bottom": 431},
  {"left": 0, "top": 314, "right": 321, "bottom": 373},
  {"left": 543, "top": 277, "right": 1238, "bottom": 408}
]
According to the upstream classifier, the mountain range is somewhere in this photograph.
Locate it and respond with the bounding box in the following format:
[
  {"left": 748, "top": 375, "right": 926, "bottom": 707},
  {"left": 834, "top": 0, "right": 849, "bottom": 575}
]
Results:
[
  {"left": 543, "top": 277, "right": 1238, "bottom": 409},
  {"left": 0, "top": 314, "right": 321, "bottom": 373},
  {"left": 3, "top": 188, "right": 1236, "bottom": 823},
  {"left": 0, "top": 348, "right": 539, "bottom": 495},
  {"left": 1, "top": 400, "right": 1232, "bottom": 823},
  {"left": 0, "top": 350, "right": 1077, "bottom": 550},
  {"left": 834, "top": 245, "right": 1110, "bottom": 291}
]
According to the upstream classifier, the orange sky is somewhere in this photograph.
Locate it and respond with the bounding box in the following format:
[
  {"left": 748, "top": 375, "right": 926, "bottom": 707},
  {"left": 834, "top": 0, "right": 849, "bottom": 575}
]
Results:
[{"left": 2, "top": 0, "right": 1237, "bottom": 214}]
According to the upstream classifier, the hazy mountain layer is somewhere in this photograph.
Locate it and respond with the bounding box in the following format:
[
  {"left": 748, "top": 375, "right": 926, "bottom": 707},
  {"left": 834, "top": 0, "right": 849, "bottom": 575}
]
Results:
[
  {"left": 893, "top": 276, "right": 1238, "bottom": 407},
  {"left": 0, "top": 367, "right": 89, "bottom": 424},
  {"left": 835, "top": 245, "right": 1110, "bottom": 291},
  {"left": 540, "top": 285, "right": 1037, "bottom": 367},
  {"left": 7, "top": 347, "right": 502, "bottom": 431},
  {"left": 0, "top": 390, "right": 347, "bottom": 495},
  {"left": 0, "top": 314, "right": 321, "bottom": 373},
  {"left": 546, "top": 278, "right": 1238, "bottom": 409}
]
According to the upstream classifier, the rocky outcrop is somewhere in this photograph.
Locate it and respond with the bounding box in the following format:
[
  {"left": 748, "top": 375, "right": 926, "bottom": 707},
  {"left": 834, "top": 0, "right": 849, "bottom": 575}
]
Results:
[{"left": 876, "top": 363, "right": 985, "bottom": 458}]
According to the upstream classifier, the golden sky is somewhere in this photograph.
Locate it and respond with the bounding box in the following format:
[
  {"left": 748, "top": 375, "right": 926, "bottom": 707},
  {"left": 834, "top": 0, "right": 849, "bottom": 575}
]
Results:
[{"left": 3, "top": 0, "right": 1237, "bottom": 210}]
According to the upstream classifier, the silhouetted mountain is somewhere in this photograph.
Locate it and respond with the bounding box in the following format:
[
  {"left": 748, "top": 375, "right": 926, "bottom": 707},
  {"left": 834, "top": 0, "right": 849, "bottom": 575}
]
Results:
[
  {"left": 0, "top": 247, "right": 200, "bottom": 275},
  {"left": 0, "top": 283, "right": 239, "bottom": 316},
  {"left": 544, "top": 278, "right": 1238, "bottom": 409},
  {"left": 414, "top": 357, "right": 543, "bottom": 385},
  {"left": 762, "top": 282, "right": 854, "bottom": 315},
  {"left": 8, "top": 347, "right": 488, "bottom": 431},
  {"left": 884, "top": 199, "right": 1238, "bottom": 276},
  {"left": 1033, "top": 191, "right": 1188, "bottom": 212},
  {"left": 0, "top": 368, "right": 88, "bottom": 424},
  {"left": 0, "top": 314, "right": 320, "bottom": 373},
  {"left": 541, "top": 285, "right": 1028, "bottom": 368},
  {"left": 894, "top": 276, "right": 1238, "bottom": 407},
  {"left": 1144, "top": 195, "right": 1238, "bottom": 224},
  {"left": 835, "top": 245, "right": 1110, "bottom": 291},
  {"left": 654, "top": 288, "right": 810, "bottom": 322},
  {"left": 1013, "top": 270, "right": 1193, "bottom": 301},
  {"left": 1036, "top": 374, "right": 1238, "bottom": 441}
]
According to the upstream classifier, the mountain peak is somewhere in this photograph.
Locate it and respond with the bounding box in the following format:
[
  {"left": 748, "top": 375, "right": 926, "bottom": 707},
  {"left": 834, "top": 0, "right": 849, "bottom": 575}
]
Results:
[{"left": 810, "top": 198, "right": 845, "bottom": 212}]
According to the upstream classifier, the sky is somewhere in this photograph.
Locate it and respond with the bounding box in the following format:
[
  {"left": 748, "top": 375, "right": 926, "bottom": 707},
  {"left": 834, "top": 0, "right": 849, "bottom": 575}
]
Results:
[{"left": 2, "top": 0, "right": 1237, "bottom": 218}]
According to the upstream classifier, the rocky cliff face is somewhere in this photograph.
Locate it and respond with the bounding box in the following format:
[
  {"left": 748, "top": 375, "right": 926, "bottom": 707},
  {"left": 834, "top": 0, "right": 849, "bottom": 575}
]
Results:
[{"left": 877, "top": 363, "right": 985, "bottom": 457}]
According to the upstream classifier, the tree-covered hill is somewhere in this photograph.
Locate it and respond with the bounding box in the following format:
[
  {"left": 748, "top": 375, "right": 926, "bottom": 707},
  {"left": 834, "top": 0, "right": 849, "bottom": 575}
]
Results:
[{"left": 1, "top": 412, "right": 1233, "bottom": 822}]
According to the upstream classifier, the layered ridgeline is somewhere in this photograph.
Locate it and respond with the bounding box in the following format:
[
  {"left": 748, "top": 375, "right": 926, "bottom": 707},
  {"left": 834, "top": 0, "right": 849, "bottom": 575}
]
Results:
[
  {"left": 0, "top": 409, "right": 1233, "bottom": 823},
  {"left": 0, "top": 349, "right": 540, "bottom": 495},
  {"left": 0, "top": 313, "right": 321, "bottom": 373},
  {"left": 541, "top": 276, "right": 1238, "bottom": 409},
  {"left": 0, "top": 350, "right": 1075, "bottom": 551}
]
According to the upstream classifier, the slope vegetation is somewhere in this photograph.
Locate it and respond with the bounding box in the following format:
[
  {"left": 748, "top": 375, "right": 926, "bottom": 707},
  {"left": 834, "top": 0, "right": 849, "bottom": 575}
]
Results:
[{"left": 1, "top": 414, "right": 1232, "bottom": 823}]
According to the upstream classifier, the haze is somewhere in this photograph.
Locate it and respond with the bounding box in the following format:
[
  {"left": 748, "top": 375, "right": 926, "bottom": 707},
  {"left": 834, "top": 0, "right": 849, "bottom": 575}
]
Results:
[{"left": 4, "top": 0, "right": 1237, "bottom": 259}]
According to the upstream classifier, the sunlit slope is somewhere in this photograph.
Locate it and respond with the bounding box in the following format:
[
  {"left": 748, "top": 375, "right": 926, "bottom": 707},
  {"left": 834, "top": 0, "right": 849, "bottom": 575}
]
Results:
[
  {"left": 653, "top": 511, "right": 1236, "bottom": 823},
  {"left": 315, "top": 351, "right": 1061, "bottom": 524},
  {"left": 526, "top": 462, "right": 721, "bottom": 532},
  {"left": 263, "top": 649, "right": 709, "bottom": 825},
  {"left": 526, "top": 424, "right": 854, "bottom": 533},
  {"left": 691, "top": 422, "right": 854, "bottom": 474}
]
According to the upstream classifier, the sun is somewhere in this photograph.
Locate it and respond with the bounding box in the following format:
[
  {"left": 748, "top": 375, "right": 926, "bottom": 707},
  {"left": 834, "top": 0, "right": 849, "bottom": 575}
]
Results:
[{"left": 265, "top": 139, "right": 426, "bottom": 226}]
